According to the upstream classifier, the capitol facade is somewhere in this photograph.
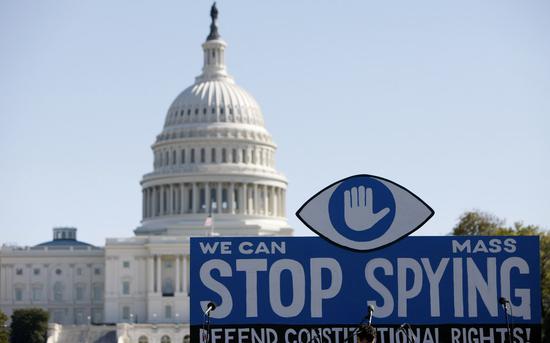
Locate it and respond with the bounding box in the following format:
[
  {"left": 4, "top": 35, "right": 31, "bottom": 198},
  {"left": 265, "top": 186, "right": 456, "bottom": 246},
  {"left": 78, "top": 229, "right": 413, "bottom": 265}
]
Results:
[{"left": 0, "top": 4, "right": 292, "bottom": 342}]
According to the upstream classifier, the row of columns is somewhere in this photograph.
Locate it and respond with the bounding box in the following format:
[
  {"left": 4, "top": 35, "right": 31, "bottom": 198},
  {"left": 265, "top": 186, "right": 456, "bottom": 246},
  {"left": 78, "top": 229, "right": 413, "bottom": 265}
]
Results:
[
  {"left": 147, "top": 255, "right": 189, "bottom": 296},
  {"left": 155, "top": 146, "right": 275, "bottom": 169},
  {"left": 142, "top": 182, "right": 286, "bottom": 219}
]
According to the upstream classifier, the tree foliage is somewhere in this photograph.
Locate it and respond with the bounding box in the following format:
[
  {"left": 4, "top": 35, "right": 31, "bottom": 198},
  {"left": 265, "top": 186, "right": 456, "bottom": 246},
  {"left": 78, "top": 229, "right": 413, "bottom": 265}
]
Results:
[
  {"left": 10, "top": 308, "right": 48, "bottom": 343},
  {"left": 0, "top": 311, "right": 8, "bottom": 343},
  {"left": 452, "top": 210, "right": 550, "bottom": 341}
]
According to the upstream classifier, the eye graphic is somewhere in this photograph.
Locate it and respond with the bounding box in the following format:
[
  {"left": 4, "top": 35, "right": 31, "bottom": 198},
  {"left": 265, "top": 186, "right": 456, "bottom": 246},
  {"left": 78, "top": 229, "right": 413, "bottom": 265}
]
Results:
[{"left": 296, "top": 174, "right": 434, "bottom": 251}]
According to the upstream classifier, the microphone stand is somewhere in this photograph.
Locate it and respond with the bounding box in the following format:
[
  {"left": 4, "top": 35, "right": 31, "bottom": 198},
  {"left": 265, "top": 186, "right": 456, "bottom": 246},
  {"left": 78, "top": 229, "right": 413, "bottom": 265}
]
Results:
[
  {"left": 342, "top": 311, "right": 373, "bottom": 343},
  {"left": 202, "top": 311, "right": 212, "bottom": 343},
  {"left": 501, "top": 302, "right": 512, "bottom": 343},
  {"left": 398, "top": 323, "right": 414, "bottom": 343}
]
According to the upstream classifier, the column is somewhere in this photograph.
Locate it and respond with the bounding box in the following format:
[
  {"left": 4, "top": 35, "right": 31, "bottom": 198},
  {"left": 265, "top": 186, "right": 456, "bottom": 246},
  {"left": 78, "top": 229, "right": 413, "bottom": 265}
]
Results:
[
  {"left": 155, "top": 255, "right": 161, "bottom": 294},
  {"left": 253, "top": 184, "right": 258, "bottom": 215},
  {"left": 229, "top": 183, "right": 235, "bottom": 214},
  {"left": 205, "top": 182, "right": 211, "bottom": 213},
  {"left": 183, "top": 255, "right": 188, "bottom": 295},
  {"left": 148, "top": 257, "right": 154, "bottom": 293},
  {"left": 192, "top": 183, "right": 198, "bottom": 213},
  {"left": 149, "top": 189, "right": 153, "bottom": 217},
  {"left": 217, "top": 183, "right": 222, "bottom": 213},
  {"left": 141, "top": 188, "right": 147, "bottom": 218},
  {"left": 175, "top": 256, "right": 181, "bottom": 293},
  {"left": 264, "top": 185, "right": 269, "bottom": 215},
  {"left": 168, "top": 184, "right": 173, "bottom": 214},
  {"left": 180, "top": 183, "right": 186, "bottom": 214},
  {"left": 271, "top": 188, "right": 276, "bottom": 217},
  {"left": 152, "top": 187, "right": 157, "bottom": 216},
  {"left": 282, "top": 189, "right": 286, "bottom": 216},
  {"left": 243, "top": 183, "right": 248, "bottom": 214},
  {"left": 159, "top": 186, "right": 165, "bottom": 215}
]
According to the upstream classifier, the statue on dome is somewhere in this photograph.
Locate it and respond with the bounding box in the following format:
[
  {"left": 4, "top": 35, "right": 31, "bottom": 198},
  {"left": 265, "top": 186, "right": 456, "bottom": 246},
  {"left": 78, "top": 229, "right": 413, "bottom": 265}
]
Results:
[{"left": 207, "top": 2, "right": 220, "bottom": 40}]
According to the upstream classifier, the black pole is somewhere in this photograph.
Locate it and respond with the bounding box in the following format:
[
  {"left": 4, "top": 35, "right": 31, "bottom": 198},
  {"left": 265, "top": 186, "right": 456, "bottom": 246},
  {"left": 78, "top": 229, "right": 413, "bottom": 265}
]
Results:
[
  {"left": 500, "top": 297, "right": 512, "bottom": 343},
  {"left": 398, "top": 323, "right": 414, "bottom": 343}
]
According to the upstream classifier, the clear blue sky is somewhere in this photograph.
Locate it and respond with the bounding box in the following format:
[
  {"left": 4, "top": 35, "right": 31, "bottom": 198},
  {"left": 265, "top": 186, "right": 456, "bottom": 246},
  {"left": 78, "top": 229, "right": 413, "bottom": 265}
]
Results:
[{"left": 1, "top": 1, "right": 548, "bottom": 246}]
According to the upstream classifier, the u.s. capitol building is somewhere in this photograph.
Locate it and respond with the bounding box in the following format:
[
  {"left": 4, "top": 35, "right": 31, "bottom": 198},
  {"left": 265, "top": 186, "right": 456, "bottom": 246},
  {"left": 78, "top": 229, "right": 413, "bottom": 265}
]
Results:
[{"left": 0, "top": 4, "right": 292, "bottom": 342}]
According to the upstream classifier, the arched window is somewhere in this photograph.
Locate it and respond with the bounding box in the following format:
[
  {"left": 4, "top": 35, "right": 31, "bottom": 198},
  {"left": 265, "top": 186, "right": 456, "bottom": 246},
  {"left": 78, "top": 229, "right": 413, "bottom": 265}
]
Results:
[
  {"left": 183, "top": 334, "right": 190, "bottom": 343},
  {"left": 138, "top": 336, "right": 149, "bottom": 343},
  {"left": 161, "top": 336, "right": 171, "bottom": 343}
]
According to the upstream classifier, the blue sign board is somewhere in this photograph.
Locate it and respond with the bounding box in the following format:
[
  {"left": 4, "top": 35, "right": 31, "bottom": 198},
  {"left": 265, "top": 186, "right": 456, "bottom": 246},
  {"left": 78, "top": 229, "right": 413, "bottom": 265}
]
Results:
[{"left": 191, "top": 236, "right": 541, "bottom": 342}]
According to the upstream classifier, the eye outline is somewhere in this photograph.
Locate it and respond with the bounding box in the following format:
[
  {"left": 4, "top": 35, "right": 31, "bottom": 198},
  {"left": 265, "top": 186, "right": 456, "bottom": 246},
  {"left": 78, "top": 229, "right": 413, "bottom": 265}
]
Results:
[{"left": 296, "top": 174, "right": 435, "bottom": 252}]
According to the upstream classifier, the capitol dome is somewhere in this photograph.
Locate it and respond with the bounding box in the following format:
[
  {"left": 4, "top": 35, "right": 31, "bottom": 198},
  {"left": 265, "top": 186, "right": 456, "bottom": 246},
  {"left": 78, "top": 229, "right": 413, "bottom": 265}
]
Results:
[{"left": 136, "top": 5, "right": 291, "bottom": 236}]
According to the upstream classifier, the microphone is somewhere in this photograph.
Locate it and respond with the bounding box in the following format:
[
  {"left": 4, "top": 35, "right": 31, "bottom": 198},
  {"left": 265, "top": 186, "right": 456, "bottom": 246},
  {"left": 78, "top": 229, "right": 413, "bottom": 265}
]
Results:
[
  {"left": 499, "top": 297, "right": 509, "bottom": 305},
  {"left": 204, "top": 302, "right": 216, "bottom": 316},
  {"left": 367, "top": 305, "right": 374, "bottom": 325}
]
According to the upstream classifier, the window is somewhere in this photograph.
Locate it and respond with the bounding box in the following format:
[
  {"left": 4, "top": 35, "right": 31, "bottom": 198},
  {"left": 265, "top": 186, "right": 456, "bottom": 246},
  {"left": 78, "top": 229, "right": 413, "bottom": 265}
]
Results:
[
  {"left": 32, "top": 287, "right": 42, "bottom": 301},
  {"left": 183, "top": 335, "right": 190, "bottom": 343},
  {"left": 122, "top": 281, "right": 130, "bottom": 295},
  {"left": 222, "top": 149, "right": 227, "bottom": 163},
  {"left": 242, "top": 149, "right": 246, "bottom": 163},
  {"left": 123, "top": 261, "right": 130, "bottom": 268},
  {"left": 232, "top": 149, "right": 237, "bottom": 163},
  {"left": 76, "top": 286, "right": 85, "bottom": 301},
  {"left": 93, "top": 284, "right": 103, "bottom": 301},
  {"left": 31, "top": 268, "right": 39, "bottom": 275},
  {"left": 15, "top": 268, "right": 23, "bottom": 276},
  {"left": 190, "top": 149, "right": 195, "bottom": 163},
  {"left": 53, "top": 310, "right": 63, "bottom": 324},
  {"left": 55, "top": 268, "right": 62, "bottom": 275},
  {"left": 161, "top": 335, "right": 171, "bottom": 343},
  {"left": 194, "top": 108, "right": 198, "bottom": 115},
  {"left": 172, "top": 150, "right": 176, "bottom": 165},
  {"left": 92, "top": 308, "right": 103, "bottom": 323},
  {"left": 200, "top": 148, "right": 205, "bottom": 163},
  {"left": 122, "top": 306, "right": 130, "bottom": 320},
  {"left": 211, "top": 148, "right": 216, "bottom": 163},
  {"left": 181, "top": 150, "right": 185, "bottom": 164},
  {"left": 138, "top": 336, "right": 149, "bottom": 343},
  {"left": 15, "top": 288, "right": 23, "bottom": 301},
  {"left": 165, "top": 305, "right": 172, "bottom": 319},
  {"left": 76, "top": 268, "right": 82, "bottom": 276},
  {"left": 165, "top": 151, "right": 169, "bottom": 165},
  {"left": 54, "top": 282, "right": 63, "bottom": 301},
  {"left": 94, "top": 268, "right": 101, "bottom": 275}
]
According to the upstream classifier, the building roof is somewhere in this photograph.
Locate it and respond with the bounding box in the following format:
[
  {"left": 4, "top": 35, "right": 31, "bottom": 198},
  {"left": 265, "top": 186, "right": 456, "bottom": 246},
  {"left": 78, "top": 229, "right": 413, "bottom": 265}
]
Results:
[{"left": 34, "top": 239, "right": 95, "bottom": 248}]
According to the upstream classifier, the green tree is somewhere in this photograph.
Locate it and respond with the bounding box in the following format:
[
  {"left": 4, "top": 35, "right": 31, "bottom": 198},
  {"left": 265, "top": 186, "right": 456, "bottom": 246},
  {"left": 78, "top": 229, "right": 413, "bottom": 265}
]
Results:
[
  {"left": 10, "top": 308, "right": 48, "bottom": 343},
  {"left": 452, "top": 210, "right": 550, "bottom": 341},
  {"left": 0, "top": 311, "right": 9, "bottom": 343}
]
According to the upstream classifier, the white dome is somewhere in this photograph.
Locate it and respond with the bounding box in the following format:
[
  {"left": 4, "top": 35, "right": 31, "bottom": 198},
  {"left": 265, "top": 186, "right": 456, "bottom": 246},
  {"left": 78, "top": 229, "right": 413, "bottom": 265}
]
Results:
[{"left": 164, "top": 79, "right": 265, "bottom": 128}]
